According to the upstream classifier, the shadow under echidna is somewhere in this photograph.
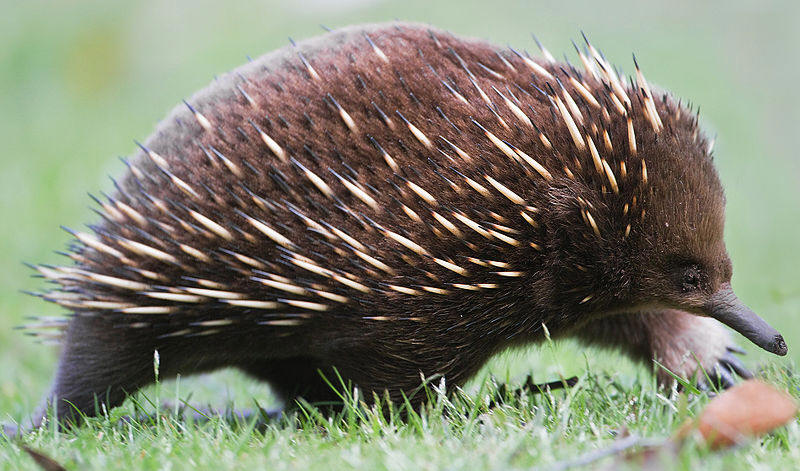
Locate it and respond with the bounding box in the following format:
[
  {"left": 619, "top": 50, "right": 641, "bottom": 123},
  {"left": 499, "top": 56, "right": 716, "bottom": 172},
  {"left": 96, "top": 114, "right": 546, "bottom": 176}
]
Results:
[{"left": 14, "top": 22, "right": 787, "bottom": 432}]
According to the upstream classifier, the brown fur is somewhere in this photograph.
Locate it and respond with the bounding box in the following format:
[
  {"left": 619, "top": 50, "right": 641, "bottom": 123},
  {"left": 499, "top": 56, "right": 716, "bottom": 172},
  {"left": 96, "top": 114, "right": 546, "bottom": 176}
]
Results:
[{"left": 23, "top": 22, "right": 768, "bottom": 428}]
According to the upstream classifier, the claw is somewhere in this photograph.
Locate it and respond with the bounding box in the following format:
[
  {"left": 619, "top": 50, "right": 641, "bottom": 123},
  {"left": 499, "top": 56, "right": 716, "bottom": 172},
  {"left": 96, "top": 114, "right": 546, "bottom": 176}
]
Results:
[
  {"left": 720, "top": 351, "right": 754, "bottom": 379},
  {"left": 726, "top": 345, "right": 747, "bottom": 355},
  {"left": 695, "top": 345, "right": 754, "bottom": 392},
  {"left": 709, "top": 364, "right": 737, "bottom": 390},
  {"left": 488, "top": 375, "right": 579, "bottom": 407},
  {"left": 523, "top": 375, "right": 579, "bottom": 392}
]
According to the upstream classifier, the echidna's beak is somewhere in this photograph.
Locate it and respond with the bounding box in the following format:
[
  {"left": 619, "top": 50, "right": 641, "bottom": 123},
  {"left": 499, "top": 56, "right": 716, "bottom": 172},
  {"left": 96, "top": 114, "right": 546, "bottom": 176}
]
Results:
[{"left": 706, "top": 284, "right": 787, "bottom": 356}]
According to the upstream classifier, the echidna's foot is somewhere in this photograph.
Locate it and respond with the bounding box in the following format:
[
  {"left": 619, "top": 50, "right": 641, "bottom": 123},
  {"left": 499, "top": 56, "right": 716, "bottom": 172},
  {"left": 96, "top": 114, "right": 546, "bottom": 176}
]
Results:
[
  {"left": 697, "top": 346, "right": 753, "bottom": 391},
  {"left": 519, "top": 375, "right": 579, "bottom": 393},
  {"left": 488, "top": 375, "right": 579, "bottom": 407},
  {"left": 2, "top": 422, "right": 19, "bottom": 440},
  {"left": 649, "top": 313, "right": 753, "bottom": 390},
  {"left": 2, "top": 413, "right": 47, "bottom": 438},
  {"left": 573, "top": 309, "right": 754, "bottom": 390}
]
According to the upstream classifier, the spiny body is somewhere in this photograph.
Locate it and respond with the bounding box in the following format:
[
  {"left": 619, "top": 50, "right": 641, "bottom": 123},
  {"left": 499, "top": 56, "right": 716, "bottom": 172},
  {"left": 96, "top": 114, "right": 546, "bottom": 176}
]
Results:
[{"left": 24, "top": 22, "right": 786, "bottom": 428}]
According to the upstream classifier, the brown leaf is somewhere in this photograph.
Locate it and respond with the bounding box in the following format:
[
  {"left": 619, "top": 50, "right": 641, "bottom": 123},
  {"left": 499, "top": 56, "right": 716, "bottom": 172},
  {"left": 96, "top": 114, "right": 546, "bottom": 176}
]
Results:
[{"left": 676, "top": 380, "right": 797, "bottom": 449}]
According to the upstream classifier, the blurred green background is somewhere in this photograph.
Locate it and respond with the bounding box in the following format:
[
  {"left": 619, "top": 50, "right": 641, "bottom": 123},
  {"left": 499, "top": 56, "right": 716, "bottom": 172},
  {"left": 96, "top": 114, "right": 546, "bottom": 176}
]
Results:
[{"left": 1, "top": 0, "right": 798, "bottom": 422}]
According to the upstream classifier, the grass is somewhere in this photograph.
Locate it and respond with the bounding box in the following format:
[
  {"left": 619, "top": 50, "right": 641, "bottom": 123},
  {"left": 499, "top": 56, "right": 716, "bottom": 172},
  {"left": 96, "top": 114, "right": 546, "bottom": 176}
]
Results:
[
  {"left": 1, "top": 0, "right": 799, "bottom": 469},
  {"left": 3, "top": 362, "right": 799, "bottom": 470}
]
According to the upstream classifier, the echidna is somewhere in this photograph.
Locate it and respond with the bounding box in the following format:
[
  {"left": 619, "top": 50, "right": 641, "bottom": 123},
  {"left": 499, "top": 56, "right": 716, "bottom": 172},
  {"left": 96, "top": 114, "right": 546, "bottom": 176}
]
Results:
[{"left": 17, "top": 22, "right": 787, "bottom": 430}]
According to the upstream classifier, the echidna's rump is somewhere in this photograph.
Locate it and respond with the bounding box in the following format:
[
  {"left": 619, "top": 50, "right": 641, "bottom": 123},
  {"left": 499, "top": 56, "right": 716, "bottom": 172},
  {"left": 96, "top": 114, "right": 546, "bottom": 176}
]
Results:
[{"left": 21, "top": 22, "right": 785, "bottom": 430}]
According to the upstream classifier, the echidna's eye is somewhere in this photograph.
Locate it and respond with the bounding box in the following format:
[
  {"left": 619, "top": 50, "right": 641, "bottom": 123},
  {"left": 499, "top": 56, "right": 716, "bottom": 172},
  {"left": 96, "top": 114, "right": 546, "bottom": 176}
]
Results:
[{"left": 681, "top": 267, "right": 702, "bottom": 292}]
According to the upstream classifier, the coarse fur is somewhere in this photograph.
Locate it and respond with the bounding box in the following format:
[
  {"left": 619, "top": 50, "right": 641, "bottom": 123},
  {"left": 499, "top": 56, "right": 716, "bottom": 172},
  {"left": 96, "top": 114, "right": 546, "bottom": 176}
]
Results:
[{"left": 18, "top": 22, "right": 782, "bottom": 430}]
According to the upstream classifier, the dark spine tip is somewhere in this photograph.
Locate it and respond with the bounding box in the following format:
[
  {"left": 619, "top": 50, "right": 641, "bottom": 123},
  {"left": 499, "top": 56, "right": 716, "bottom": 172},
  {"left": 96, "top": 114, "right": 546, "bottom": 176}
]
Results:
[
  {"left": 182, "top": 99, "right": 195, "bottom": 113},
  {"left": 134, "top": 139, "right": 149, "bottom": 152}
]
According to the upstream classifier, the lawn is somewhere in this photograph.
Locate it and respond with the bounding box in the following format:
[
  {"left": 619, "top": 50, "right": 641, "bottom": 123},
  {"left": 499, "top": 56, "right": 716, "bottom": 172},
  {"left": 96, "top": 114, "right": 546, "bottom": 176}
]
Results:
[{"left": 1, "top": 1, "right": 798, "bottom": 469}]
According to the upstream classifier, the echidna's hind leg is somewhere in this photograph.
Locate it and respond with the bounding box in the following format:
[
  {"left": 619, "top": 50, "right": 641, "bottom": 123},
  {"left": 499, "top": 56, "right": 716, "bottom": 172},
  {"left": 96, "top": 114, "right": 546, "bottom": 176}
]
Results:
[
  {"left": 241, "top": 357, "right": 345, "bottom": 410},
  {"left": 572, "top": 310, "right": 751, "bottom": 389},
  {"left": 33, "top": 314, "right": 158, "bottom": 429}
]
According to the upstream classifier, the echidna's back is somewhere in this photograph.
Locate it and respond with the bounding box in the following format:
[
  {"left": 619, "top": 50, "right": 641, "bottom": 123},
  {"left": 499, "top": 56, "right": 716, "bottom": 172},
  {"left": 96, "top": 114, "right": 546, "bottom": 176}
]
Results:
[{"left": 62, "top": 23, "right": 543, "bottom": 341}]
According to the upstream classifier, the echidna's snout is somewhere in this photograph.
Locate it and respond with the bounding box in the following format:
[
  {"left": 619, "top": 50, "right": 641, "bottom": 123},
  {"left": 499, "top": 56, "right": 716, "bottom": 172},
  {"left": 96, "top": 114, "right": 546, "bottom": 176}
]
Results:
[{"left": 705, "top": 284, "right": 787, "bottom": 356}]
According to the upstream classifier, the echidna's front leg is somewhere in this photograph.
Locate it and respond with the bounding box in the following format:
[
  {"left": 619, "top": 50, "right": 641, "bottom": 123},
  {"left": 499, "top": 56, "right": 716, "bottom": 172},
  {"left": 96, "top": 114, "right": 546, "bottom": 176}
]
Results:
[{"left": 573, "top": 309, "right": 751, "bottom": 388}]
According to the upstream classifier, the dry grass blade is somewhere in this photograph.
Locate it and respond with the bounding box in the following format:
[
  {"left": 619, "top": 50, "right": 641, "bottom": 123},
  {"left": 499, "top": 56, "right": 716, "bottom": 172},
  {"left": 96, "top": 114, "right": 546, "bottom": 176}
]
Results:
[{"left": 20, "top": 445, "right": 68, "bottom": 471}]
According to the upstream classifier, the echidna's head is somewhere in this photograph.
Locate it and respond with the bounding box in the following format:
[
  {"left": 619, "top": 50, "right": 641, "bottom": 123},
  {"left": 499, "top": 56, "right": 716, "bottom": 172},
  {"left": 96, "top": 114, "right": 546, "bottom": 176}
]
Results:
[
  {"left": 581, "top": 117, "right": 785, "bottom": 356},
  {"left": 637, "top": 136, "right": 785, "bottom": 355},
  {"left": 543, "top": 93, "right": 785, "bottom": 356}
]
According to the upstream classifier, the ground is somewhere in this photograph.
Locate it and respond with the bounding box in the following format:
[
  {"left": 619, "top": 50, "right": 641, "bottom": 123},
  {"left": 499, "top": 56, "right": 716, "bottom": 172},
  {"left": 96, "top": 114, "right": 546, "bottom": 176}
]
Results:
[{"left": 1, "top": 1, "right": 798, "bottom": 469}]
